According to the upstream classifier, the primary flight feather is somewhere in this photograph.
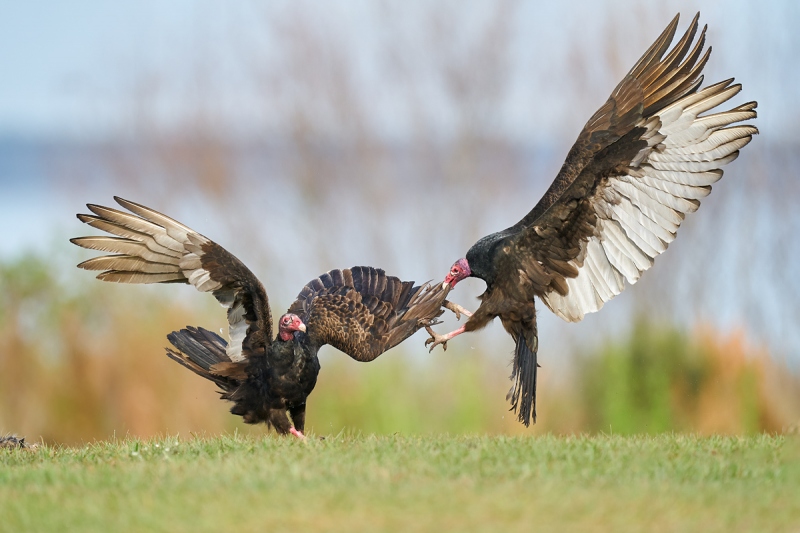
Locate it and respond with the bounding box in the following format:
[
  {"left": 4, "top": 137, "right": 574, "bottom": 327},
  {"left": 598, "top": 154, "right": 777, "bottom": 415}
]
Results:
[
  {"left": 73, "top": 197, "right": 449, "bottom": 438},
  {"left": 426, "top": 13, "right": 758, "bottom": 426}
]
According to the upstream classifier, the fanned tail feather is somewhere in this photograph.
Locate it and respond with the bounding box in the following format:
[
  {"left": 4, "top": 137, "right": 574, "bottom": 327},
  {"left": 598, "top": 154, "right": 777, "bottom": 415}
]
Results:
[
  {"left": 165, "top": 326, "right": 240, "bottom": 391},
  {"left": 165, "top": 326, "right": 270, "bottom": 425}
]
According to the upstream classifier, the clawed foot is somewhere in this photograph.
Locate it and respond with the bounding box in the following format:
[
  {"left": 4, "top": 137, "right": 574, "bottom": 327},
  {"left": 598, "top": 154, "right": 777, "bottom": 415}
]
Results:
[
  {"left": 424, "top": 326, "right": 449, "bottom": 352},
  {"left": 424, "top": 323, "right": 466, "bottom": 353},
  {"left": 289, "top": 428, "right": 306, "bottom": 441},
  {"left": 444, "top": 300, "right": 473, "bottom": 321}
]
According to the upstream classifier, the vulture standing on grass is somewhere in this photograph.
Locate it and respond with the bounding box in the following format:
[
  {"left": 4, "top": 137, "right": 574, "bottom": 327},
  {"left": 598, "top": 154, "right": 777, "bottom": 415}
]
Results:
[
  {"left": 425, "top": 13, "right": 757, "bottom": 426},
  {"left": 72, "top": 198, "right": 449, "bottom": 438}
]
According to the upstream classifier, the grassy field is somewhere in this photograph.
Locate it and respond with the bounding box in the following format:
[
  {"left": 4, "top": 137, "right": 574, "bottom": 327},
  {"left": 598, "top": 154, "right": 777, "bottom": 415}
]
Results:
[{"left": 1, "top": 433, "right": 797, "bottom": 533}]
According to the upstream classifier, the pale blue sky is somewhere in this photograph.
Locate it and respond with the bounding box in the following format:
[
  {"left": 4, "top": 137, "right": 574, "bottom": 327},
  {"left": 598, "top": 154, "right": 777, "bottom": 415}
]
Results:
[
  {"left": 0, "top": 0, "right": 797, "bottom": 141},
  {"left": 0, "top": 0, "right": 798, "bottom": 361}
]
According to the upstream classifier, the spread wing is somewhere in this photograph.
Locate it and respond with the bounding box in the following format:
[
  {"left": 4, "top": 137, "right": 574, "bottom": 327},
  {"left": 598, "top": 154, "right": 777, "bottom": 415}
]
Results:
[
  {"left": 287, "top": 266, "right": 448, "bottom": 362},
  {"left": 500, "top": 13, "right": 757, "bottom": 322},
  {"left": 71, "top": 197, "right": 273, "bottom": 360}
]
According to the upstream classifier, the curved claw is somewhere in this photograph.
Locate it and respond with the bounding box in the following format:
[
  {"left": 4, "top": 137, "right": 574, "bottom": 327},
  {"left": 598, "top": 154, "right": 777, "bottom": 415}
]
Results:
[
  {"left": 424, "top": 326, "right": 448, "bottom": 352},
  {"left": 418, "top": 317, "right": 442, "bottom": 328}
]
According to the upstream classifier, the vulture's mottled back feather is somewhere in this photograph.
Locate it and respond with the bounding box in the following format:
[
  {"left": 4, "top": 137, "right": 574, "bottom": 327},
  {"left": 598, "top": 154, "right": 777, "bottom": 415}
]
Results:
[
  {"left": 288, "top": 267, "right": 448, "bottom": 362},
  {"left": 74, "top": 198, "right": 451, "bottom": 434}
]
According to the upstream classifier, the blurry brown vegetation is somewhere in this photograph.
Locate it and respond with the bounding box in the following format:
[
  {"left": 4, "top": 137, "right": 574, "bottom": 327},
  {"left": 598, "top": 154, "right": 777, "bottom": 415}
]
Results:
[
  {"left": 0, "top": 254, "right": 235, "bottom": 443},
  {"left": 1, "top": 253, "right": 798, "bottom": 445},
  {"left": 575, "top": 321, "right": 800, "bottom": 435},
  {"left": 6, "top": 3, "right": 799, "bottom": 443}
]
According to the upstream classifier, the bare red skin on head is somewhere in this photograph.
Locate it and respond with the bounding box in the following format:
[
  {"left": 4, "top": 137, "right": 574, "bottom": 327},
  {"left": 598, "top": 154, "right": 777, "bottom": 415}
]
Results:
[
  {"left": 278, "top": 313, "right": 306, "bottom": 341},
  {"left": 444, "top": 258, "right": 471, "bottom": 288}
]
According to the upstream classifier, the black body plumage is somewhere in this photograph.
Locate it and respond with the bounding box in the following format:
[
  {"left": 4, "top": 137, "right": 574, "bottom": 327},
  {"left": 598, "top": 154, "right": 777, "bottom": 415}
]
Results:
[
  {"left": 436, "top": 13, "right": 757, "bottom": 427},
  {"left": 73, "top": 198, "right": 449, "bottom": 435}
]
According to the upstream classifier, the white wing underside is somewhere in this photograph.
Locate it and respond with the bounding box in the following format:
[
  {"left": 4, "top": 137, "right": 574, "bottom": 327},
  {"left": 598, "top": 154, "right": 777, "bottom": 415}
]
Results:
[{"left": 541, "top": 80, "right": 756, "bottom": 322}]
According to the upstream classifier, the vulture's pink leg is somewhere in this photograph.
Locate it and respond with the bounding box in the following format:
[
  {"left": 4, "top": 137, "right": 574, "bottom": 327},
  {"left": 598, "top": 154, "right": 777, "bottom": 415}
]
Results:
[
  {"left": 426, "top": 301, "right": 473, "bottom": 351},
  {"left": 289, "top": 428, "right": 306, "bottom": 440},
  {"left": 444, "top": 300, "right": 473, "bottom": 321},
  {"left": 424, "top": 325, "right": 466, "bottom": 352}
]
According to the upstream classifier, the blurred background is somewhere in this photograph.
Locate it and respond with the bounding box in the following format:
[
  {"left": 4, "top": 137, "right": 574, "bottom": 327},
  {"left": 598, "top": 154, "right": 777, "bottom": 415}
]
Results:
[{"left": 1, "top": 0, "right": 799, "bottom": 444}]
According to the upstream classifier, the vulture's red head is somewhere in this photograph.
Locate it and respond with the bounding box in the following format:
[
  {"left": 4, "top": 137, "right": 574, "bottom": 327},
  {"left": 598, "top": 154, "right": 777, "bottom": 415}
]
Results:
[
  {"left": 278, "top": 313, "right": 306, "bottom": 341},
  {"left": 444, "top": 258, "right": 471, "bottom": 289}
]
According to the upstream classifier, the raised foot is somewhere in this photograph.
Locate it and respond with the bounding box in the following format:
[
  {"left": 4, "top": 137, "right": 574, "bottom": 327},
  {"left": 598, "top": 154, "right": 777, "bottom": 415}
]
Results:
[
  {"left": 289, "top": 427, "right": 306, "bottom": 441},
  {"left": 444, "top": 300, "right": 473, "bottom": 321},
  {"left": 424, "top": 324, "right": 467, "bottom": 353},
  {"left": 424, "top": 326, "right": 449, "bottom": 352}
]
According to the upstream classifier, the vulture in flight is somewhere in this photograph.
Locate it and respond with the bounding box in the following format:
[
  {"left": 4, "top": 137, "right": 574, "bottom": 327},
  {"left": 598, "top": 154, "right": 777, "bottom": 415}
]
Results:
[
  {"left": 72, "top": 198, "right": 449, "bottom": 438},
  {"left": 426, "top": 13, "right": 757, "bottom": 426}
]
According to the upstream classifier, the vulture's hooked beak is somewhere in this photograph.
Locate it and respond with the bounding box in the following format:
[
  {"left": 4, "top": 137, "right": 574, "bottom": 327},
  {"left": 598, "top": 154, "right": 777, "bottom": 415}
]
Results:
[{"left": 297, "top": 322, "right": 307, "bottom": 333}]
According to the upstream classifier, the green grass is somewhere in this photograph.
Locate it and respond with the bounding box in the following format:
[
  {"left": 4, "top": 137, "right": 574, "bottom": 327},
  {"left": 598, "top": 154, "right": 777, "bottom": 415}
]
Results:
[{"left": 1, "top": 434, "right": 797, "bottom": 533}]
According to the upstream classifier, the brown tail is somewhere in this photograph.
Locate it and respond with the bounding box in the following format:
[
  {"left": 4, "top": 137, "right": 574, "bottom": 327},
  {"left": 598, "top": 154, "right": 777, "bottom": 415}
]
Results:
[
  {"left": 507, "top": 321, "right": 539, "bottom": 426},
  {"left": 165, "top": 326, "right": 242, "bottom": 392},
  {"left": 166, "top": 326, "right": 272, "bottom": 425}
]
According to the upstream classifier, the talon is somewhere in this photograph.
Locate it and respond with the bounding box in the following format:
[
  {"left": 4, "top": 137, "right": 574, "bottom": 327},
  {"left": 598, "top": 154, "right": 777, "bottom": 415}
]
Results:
[{"left": 424, "top": 326, "right": 449, "bottom": 352}]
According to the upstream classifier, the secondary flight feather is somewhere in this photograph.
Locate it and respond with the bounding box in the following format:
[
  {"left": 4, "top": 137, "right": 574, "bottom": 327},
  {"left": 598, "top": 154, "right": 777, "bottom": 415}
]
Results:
[
  {"left": 425, "top": 13, "right": 758, "bottom": 426},
  {"left": 72, "top": 197, "right": 449, "bottom": 438}
]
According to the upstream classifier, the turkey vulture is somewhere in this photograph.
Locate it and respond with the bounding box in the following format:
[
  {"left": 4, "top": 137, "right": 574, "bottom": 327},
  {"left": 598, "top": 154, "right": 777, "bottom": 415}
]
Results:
[
  {"left": 425, "top": 13, "right": 758, "bottom": 426},
  {"left": 72, "top": 197, "right": 449, "bottom": 438}
]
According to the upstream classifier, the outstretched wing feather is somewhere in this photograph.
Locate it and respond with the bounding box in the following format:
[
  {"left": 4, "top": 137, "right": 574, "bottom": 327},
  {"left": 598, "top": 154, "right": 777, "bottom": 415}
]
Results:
[
  {"left": 288, "top": 267, "right": 448, "bottom": 362},
  {"left": 73, "top": 197, "right": 273, "bottom": 359},
  {"left": 492, "top": 13, "right": 756, "bottom": 322}
]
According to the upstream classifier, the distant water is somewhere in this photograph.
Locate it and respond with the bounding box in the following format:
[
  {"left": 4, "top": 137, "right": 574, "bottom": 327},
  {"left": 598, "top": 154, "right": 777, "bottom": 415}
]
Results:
[
  {"left": 0, "top": 138, "right": 75, "bottom": 257},
  {"left": 1, "top": 136, "right": 798, "bottom": 363}
]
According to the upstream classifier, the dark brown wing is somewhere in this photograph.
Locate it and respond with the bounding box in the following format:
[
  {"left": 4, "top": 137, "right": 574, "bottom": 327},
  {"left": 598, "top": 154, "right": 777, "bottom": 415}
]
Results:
[
  {"left": 71, "top": 197, "right": 273, "bottom": 360},
  {"left": 496, "top": 13, "right": 757, "bottom": 322},
  {"left": 287, "top": 266, "right": 448, "bottom": 362}
]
